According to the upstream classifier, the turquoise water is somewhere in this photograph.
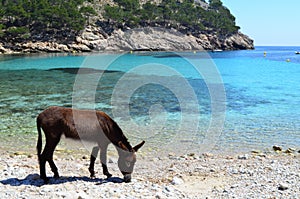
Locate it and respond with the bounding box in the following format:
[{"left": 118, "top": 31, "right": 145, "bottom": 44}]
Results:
[{"left": 0, "top": 47, "right": 299, "bottom": 154}]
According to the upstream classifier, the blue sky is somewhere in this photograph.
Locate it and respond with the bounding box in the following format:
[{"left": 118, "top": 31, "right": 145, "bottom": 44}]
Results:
[{"left": 221, "top": 0, "right": 300, "bottom": 46}]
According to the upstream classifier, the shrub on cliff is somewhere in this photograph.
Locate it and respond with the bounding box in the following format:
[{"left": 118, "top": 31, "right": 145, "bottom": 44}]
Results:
[
  {"left": 0, "top": 0, "right": 241, "bottom": 45},
  {"left": 0, "top": 0, "right": 95, "bottom": 42},
  {"left": 104, "top": 0, "right": 239, "bottom": 36}
]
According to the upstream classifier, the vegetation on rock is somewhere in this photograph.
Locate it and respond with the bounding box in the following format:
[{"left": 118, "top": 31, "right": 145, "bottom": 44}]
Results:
[
  {"left": 104, "top": 0, "right": 240, "bottom": 36},
  {"left": 0, "top": 0, "right": 95, "bottom": 43},
  {"left": 0, "top": 0, "right": 250, "bottom": 52}
]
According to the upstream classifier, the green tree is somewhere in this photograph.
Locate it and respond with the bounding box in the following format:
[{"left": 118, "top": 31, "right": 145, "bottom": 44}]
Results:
[
  {"left": 209, "top": 0, "right": 223, "bottom": 9},
  {"left": 140, "top": 2, "right": 157, "bottom": 23},
  {"left": 0, "top": 24, "right": 4, "bottom": 37},
  {"left": 0, "top": 0, "right": 96, "bottom": 41},
  {"left": 114, "top": 0, "right": 140, "bottom": 12},
  {"left": 104, "top": 5, "right": 124, "bottom": 22}
]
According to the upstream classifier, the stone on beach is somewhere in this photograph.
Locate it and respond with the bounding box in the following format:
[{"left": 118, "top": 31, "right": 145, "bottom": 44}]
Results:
[
  {"left": 238, "top": 154, "right": 250, "bottom": 160},
  {"left": 171, "top": 176, "right": 184, "bottom": 185},
  {"left": 273, "top": 145, "right": 282, "bottom": 152},
  {"left": 278, "top": 183, "right": 289, "bottom": 191}
]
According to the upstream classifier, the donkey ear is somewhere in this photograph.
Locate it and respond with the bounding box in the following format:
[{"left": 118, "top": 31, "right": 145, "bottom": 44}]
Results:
[
  {"left": 133, "top": 141, "right": 145, "bottom": 152},
  {"left": 118, "top": 141, "right": 129, "bottom": 151}
]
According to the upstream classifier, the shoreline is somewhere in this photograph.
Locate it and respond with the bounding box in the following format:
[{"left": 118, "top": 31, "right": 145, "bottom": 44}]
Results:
[
  {"left": 0, "top": 131, "right": 299, "bottom": 160},
  {"left": 0, "top": 146, "right": 299, "bottom": 198},
  {"left": 0, "top": 47, "right": 252, "bottom": 56},
  {"left": 1, "top": 131, "right": 298, "bottom": 159}
]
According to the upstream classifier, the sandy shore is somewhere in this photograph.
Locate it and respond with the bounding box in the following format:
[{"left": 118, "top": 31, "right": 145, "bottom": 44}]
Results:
[{"left": 0, "top": 146, "right": 299, "bottom": 198}]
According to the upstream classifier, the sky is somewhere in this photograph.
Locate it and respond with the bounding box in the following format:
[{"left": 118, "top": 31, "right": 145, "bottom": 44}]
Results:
[{"left": 221, "top": 0, "right": 300, "bottom": 46}]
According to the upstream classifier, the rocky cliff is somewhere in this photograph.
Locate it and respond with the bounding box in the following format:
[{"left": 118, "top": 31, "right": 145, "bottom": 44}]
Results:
[
  {"left": 0, "top": 25, "right": 254, "bottom": 54},
  {"left": 78, "top": 26, "right": 254, "bottom": 51}
]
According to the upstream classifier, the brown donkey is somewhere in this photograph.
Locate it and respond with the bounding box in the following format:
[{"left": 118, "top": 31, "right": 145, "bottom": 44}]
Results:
[{"left": 36, "top": 106, "right": 145, "bottom": 183}]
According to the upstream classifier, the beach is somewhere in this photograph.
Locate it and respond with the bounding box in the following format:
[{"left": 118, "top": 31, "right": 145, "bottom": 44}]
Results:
[{"left": 0, "top": 144, "right": 299, "bottom": 198}]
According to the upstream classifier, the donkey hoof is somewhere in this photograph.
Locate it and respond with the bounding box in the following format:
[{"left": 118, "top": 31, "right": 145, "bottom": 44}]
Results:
[
  {"left": 54, "top": 174, "right": 60, "bottom": 178},
  {"left": 90, "top": 174, "right": 96, "bottom": 179},
  {"left": 105, "top": 173, "right": 112, "bottom": 178}
]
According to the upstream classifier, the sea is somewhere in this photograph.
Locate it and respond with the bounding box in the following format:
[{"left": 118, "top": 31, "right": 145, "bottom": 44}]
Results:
[{"left": 0, "top": 46, "right": 299, "bottom": 155}]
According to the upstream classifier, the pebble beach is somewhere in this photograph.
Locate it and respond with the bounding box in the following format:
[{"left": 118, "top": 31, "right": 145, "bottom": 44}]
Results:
[{"left": 0, "top": 144, "right": 299, "bottom": 199}]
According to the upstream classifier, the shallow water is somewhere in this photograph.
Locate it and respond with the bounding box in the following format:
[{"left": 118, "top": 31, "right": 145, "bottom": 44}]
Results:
[{"left": 0, "top": 47, "right": 299, "bottom": 155}]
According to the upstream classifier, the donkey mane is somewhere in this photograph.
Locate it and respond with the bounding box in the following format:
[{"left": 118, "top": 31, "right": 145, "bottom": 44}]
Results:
[{"left": 96, "top": 113, "right": 133, "bottom": 151}]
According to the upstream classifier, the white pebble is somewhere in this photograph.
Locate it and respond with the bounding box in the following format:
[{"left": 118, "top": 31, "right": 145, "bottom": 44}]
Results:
[{"left": 171, "top": 176, "right": 184, "bottom": 185}]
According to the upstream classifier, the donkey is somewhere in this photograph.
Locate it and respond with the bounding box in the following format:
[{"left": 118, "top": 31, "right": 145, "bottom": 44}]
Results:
[{"left": 36, "top": 106, "right": 145, "bottom": 183}]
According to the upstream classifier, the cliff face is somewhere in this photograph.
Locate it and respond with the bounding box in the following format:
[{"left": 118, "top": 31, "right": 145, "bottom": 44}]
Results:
[
  {"left": 0, "top": 25, "right": 254, "bottom": 54},
  {"left": 76, "top": 26, "right": 254, "bottom": 51}
]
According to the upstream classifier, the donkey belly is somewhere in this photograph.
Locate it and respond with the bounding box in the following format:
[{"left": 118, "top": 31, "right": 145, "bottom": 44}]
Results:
[{"left": 66, "top": 125, "right": 106, "bottom": 143}]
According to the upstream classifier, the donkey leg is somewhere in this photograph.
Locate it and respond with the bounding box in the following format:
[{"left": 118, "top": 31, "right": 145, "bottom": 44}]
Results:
[
  {"left": 88, "top": 146, "right": 99, "bottom": 178},
  {"left": 40, "top": 148, "right": 54, "bottom": 183},
  {"left": 45, "top": 137, "right": 60, "bottom": 179},
  {"left": 48, "top": 159, "right": 59, "bottom": 178},
  {"left": 39, "top": 153, "right": 48, "bottom": 183},
  {"left": 100, "top": 145, "right": 112, "bottom": 178}
]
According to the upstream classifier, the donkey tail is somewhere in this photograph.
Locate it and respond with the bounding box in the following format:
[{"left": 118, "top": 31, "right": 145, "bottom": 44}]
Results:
[{"left": 36, "top": 116, "right": 43, "bottom": 162}]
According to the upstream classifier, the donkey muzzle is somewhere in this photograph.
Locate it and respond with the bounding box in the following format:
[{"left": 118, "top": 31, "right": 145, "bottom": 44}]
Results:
[{"left": 123, "top": 174, "right": 131, "bottom": 183}]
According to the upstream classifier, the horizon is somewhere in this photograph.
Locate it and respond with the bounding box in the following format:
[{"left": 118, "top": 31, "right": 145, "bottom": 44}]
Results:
[{"left": 254, "top": 45, "right": 300, "bottom": 47}]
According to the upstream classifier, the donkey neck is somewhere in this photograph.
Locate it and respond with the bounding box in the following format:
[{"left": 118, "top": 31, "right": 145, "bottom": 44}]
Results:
[{"left": 109, "top": 121, "right": 133, "bottom": 152}]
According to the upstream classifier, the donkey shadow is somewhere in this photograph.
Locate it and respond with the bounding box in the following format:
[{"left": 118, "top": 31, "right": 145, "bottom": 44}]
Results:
[{"left": 0, "top": 173, "right": 124, "bottom": 187}]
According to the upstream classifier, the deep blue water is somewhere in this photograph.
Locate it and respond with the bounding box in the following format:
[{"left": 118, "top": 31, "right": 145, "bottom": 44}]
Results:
[{"left": 0, "top": 46, "right": 299, "bottom": 154}]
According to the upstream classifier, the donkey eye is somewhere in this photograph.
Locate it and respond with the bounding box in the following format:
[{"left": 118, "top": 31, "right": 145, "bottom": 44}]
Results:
[{"left": 125, "top": 161, "right": 131, "bottom": 167}]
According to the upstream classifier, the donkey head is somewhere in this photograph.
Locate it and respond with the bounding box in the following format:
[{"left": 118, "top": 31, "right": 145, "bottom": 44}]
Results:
[{"left": 117, "top": 140, "right": 145, "bottom": 182}]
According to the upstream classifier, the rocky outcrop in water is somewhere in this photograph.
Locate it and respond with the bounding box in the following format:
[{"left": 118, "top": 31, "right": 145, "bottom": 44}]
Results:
[{"left": 0, "top": 25, "right": 254, "bottom": 54}]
